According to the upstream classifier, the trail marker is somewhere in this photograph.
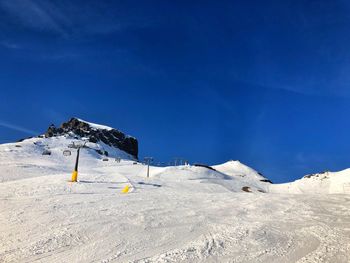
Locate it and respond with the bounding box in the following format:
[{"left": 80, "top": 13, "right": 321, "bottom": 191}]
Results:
[{"left": 121, "top": 185, "right": 130, "bottom": 193}]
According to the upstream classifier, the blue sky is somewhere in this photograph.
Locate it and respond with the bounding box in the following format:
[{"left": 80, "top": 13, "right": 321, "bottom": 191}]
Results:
[{"left": 1, "top": 0, "right": 350, "bottom": 183}]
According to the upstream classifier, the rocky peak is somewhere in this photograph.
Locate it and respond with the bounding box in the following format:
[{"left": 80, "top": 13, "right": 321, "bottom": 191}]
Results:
[{"left": 45, "top": 118, "right": 138, "bottom": 158}]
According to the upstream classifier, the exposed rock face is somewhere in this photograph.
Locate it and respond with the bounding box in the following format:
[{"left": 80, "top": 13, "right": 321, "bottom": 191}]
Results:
[{"left": 45, "top": 118, "right": 138, "bottom": 159}]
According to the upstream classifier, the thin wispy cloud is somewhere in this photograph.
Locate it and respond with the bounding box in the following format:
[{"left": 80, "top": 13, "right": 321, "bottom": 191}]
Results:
[
  {"left": 0, "top": 121, "right": 38, "bottom": 135},
  {"left": 0, "top": 41, "right": 21, "bottom": 50},
  {"left": 0, "top": 0, "right": 69, "bottom": 36},
  {"left": 0, "top": 0, "right": 152, "bottom": 38}
]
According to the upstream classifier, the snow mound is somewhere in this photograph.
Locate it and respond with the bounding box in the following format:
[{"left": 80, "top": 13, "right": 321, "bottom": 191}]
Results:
[
  {"left": 269, "top": 169, "right": 350, "bottom": 194},
  {"left": 212, "top": 160, "right": 272, "bottom": 190},
  {"left": 213, "top": 160, "right": 267, "bottom": 180},
  {"left": 145, "top": 164, "right": 269, "bottom": 193}
]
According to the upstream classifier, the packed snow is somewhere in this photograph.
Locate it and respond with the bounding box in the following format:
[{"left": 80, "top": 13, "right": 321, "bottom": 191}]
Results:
[{"left": 1, "top": 136, "right": 350, "bottom": 262}]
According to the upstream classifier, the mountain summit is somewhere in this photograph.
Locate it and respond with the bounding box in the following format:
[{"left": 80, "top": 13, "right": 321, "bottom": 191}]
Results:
[{"left": 44, "top": 117, "right": 138, "bottom": 159}]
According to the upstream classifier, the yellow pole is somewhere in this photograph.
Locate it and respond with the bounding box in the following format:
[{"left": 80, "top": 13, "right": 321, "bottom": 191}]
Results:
[
  {"left": 71, "top": 170, "right": 78, "bottom": 182},
  {"left": 71, "top": 147, "right": 81, "bottom": 182}
]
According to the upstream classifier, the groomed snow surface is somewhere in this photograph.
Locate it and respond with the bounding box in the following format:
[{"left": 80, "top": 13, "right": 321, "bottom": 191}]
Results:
[{"left": 1, "top": 137, "right": 350, "bottom": 262}]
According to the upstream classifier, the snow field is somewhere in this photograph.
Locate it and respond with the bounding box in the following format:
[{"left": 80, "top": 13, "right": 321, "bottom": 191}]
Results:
[{"left": 1, "top": 136, "right": 350, "bottom": 262}]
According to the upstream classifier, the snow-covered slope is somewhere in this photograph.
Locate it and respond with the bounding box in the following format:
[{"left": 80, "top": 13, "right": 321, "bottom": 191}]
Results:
[
  {"left": 269, "top": 169, "right": 350, "bottom": 194},
  {"left": 213, "top": 160, "right": 266, "bottom": 180},
  {"left": 212, "top": 160, "right": 271, "bottom": 189},
  {"left": 1, "top": 119, "right": 350, "bottom": 262},
  {"left": 0, "top": 134, "right": 135, "bottom": 183},
  {"left": 1, "top": 149, "right": 349, "bottom": 262},
  {"left": 0, "top": 136, "right": 269, "bottom": 193},
  {"left": 144, "top": 164, "right": 270, "bottom": 193}
]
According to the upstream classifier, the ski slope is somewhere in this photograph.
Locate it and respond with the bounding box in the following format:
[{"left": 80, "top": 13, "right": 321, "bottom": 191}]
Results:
[
  {"left": 269, "top": 169, "right": 350, "bottom": 194},
  {"left": 1, "top": 137, "right": 350, "bottom": 262}
]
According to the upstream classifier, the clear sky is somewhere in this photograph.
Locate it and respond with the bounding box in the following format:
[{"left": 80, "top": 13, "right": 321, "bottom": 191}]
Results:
[{"left": 1, "top": 0, "right": 350, "bottom": 183}]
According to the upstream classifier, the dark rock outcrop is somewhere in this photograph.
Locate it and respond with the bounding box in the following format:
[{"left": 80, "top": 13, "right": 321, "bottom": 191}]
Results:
[
  {"left": 193, "top": 163, "right": 217, "bottom": 171},
  {"left": 45, "top": 118, "right": 138, "bottom": 159},
  {"left": 260, "top": 179, "right": 273, "bottom": 184}
]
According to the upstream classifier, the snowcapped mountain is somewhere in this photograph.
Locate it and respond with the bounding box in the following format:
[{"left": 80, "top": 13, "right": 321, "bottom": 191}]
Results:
[
  {"left": 43, "top": 117, "right": 138, "bottom": 159},
  {"left": 0, "top": 118, "right": 138, "bottom": 182}
]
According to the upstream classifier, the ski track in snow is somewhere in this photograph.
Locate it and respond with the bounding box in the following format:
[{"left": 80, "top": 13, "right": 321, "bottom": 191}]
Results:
[{"left": 1, "top": 138, "right": 350, "bottom": 262}]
